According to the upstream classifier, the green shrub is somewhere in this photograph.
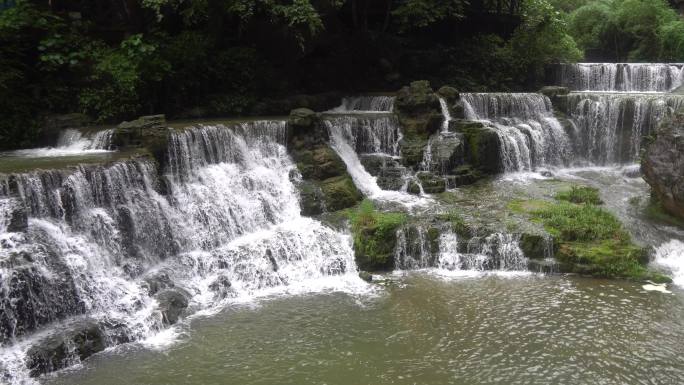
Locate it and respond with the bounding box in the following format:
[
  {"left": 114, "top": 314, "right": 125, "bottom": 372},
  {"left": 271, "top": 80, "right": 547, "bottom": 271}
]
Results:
[{"left": 555, "top": 185, "right": 603, "bottom": 205}]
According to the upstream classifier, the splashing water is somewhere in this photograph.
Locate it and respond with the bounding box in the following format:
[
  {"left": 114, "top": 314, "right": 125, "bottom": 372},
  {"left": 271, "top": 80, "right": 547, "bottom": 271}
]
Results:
[{"left": 557, "top": 63, "right": 684, "bottom": 92}]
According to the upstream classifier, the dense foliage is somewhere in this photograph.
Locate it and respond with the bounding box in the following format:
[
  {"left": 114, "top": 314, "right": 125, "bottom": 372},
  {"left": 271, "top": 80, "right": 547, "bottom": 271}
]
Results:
[
  {"left": 559, "top": 0, "right": 684, "bottom": 61},
  {"left": 0, "top": 0, "right": 627, "bottom": 149}
]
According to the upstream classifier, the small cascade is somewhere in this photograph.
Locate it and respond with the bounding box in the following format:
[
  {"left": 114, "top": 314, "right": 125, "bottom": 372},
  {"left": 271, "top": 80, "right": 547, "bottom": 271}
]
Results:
[
  {"left": 462, "top": 93, "right": 572, "bottom": 172},
  {"left": 566, "top": 92, "right": 684, "bottom": 164},
  {"left": 13, "top": 129, "right": 114, "bottom": 157},
  {"left": 322, "top": 115, "right": 401, "bottom": 156},
  {"left": 556, "top": 63, "right": 684, "bottom": 92},
  {"left": 653, "top": 240, "right": 684, "bottom": 287},
  {"left": 437, "top": 231, "right": 528, "bottom": 271},
  {"left": 438, "top": 97, "right": 452, "bottom": 133},
  {"left": 331, "top": 96, "right": 395, "bottom": 112},
  {"left": 0, "top": 120, "right": 361, "bottom": 383},
  {"left": 393, "top": 226, "right": 528, "bottom": 272}
]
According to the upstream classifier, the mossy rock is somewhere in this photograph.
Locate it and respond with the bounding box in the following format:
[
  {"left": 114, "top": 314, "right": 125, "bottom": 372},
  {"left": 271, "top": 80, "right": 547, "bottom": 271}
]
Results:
[
  {"left": 519, "top": 233, "right": 551, "bottom": 260},
  {"left": 297, "top": 180, "right": 325, "bottom": 216},
  {"left": 349, "top": 200, "right": 406, "bottom": 271},
  {"left": 320, "top": 176, "right": 363, "bottom": 211},
  {"left": 288, "top": 108, "right": 316, "bottom": 128},
  {"left": 437, "top": 86, "right": 460, "bottom": 104},
  {"left": 453, "top": 120, "right": 503, "bottom": 174},
  {"left": 113, "top": 115, "right": 170, "bottom": 165},
  {"left": 399, "top": 138, "right": 428, "bottom": 167},
  {"left": 416, "top": 172, "right": 446, "bottom": 194},
  {"left": 296, "top": 146, "right": 346, "bottom": 181}
]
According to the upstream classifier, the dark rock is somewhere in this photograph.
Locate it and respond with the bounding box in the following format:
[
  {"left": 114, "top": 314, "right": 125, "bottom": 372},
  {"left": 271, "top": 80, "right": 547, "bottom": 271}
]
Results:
[
  {"left": 407, "top": 180, "right": 422, "bottom": 195},
  {"left": 6, "top": 204, "right": 27, "bottom": 232},
  {"left": 427, "top": 132, "right": 465, "bottom": 174},
  {"left": 358, "top": 271, "right": 373, "bottom": 282},
  {"left": 113, "top": 115, "right": 169, "bottom": 164},
  {"left": 296, "top": 147, "right": 346, "bottom": 181},
  {"left": 445, "top": 165, "right": 482, "bottom": 187},
  {"left": 360, "top": 155, "right": 406, "bottom": 191},
  {"left": 539, "top": 86, "right": 569, "bottom": 98},
  {"left": 416, "top": 172, "right": 446, "bottom": 194},
  {"left": 395, "top": 80, "right": 442, "bottom": 139},
  {"left": 296, "top": 180, "right": 325, "bottom": 216},
  {"left": 155, "top": 289, "right": 190, "bottom": 326},
  {"left": 26, "top": 321, "right": 105, "bottom": 377},
  {"left": 540, "top": 170, "right": 554, "bottom": 178},
  {"left": 642, "top": 109, "right": 684, "bottom": 220},
  {"left": 519, "top": 233, "right": 552, "bottom": 260},
  {"left": 453, "top": 120, "right": 503, "bottom": 174},
  {"left": 320, "top": 176, "right": 363, "bottom": 212},
  {"left": 288, "top": 108, "right": 316, "bottom": 129},
  {"left": 437, "top": 86, "right": 460, "bottom": 104},
  {"left": 399, "top": 138, "right": 428, "bottom": 167},
  {"left": 142, "top": 270, "right": 175, "bottom": 296},
  {"left": 208, "top": 275, "right": 235, "bottom": 299}
]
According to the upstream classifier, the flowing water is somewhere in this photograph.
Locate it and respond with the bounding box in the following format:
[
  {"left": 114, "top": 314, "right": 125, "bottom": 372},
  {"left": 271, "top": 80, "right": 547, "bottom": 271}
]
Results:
[
  {"left": 330, "top": 96, "right": 395, "bottom": 112},
  {"left": 42, "top": 274, "right": 684, "bottom": 385},
  {"left": 0, "top": 121, "right": 366, "bottom": 384},
  {"left": 556, "top": 63, "right": 684, "bottom": 92},
  {"left": 462, "top": 93, "right": 572, "bottom": 171}
]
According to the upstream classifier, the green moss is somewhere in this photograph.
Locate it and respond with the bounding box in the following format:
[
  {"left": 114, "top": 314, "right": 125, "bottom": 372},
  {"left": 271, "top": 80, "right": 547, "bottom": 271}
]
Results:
[
  {"left": 348, "top": 199, "right": 407, "bottom": 271},
  {"left": 555, "top": 185, "right": 603, "bottom": 205},
  {"left": 320, "top": 175, "right": 362, "bottom": 212},
  {"left": 521, "top": 199, "right": 670, "bottom": 282},
  {"left": 437, "top": 210, "right": 469, "bottom": 237}
]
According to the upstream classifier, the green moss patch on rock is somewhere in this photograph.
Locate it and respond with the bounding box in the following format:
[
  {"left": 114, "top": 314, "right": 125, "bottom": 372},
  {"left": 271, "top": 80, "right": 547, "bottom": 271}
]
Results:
[
  {"left": 320, "top": 176, "right": 363, "bottom": 212},
  {"left": 511, "top": 197, "right": 671, "bottom": 283},
  {"left": 394, "top": 80, "right": 443, "bottom": 140},
  {"left": 348, "top": 200, "right": 407, "bottom": 271},
  {"left": 452, "top": 120, "right": 503, "bottom": 174}
]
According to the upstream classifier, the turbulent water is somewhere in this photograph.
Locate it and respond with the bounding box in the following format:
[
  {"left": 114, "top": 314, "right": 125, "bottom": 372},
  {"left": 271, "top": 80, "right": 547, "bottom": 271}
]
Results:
[
  {"left": 12, "top": 129, "right": 114, "bottom": 157},
  {"left": 557, "top": 63, "right": 684, "bottom": 92},
  {"left": 331, "top": 96, "right": 395, "bottom": 112},
  {"left": 565, "top": 92, "right": 684, "bottom": 164},
  {"left": 462, "top": 93, "right": 572, "bottom": 171},
  {"left": 0, "top": 121, "right": 363, "bottom": 383}
]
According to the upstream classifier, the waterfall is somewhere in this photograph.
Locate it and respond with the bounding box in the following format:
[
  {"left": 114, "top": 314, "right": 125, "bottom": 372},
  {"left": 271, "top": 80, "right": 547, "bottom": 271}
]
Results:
[
  {"left": 461, "top": 93, "right": 572, "bottom": 172},
  {"left": 322, "top": 115, "right": 401, "bottom": 156},
  {"left": 566, "top": 93, "right": 684, "bottom": 164},
  {"left": 393, "top": 226, "right": 527, "bottom": 272},
  {"left": 13, "top": 129, "right": 114, "bottom": 157},
  {"left": 0, "top": 121, "right": 362, "bottom": 383},
  {"left": 653, "top": 240, "right": 684, "bottom": 287},
  {"left": 331, "top": 96, "right": 395, "bottom": 112},
  {"left": 437, "top": 231, "right": 527, "bottom": 271},
  {"left": 557, "top": 63, "right": 684, "bottom": 92},
  {"left": 438, "top": 97, "right": 451, "bottom": 132}
]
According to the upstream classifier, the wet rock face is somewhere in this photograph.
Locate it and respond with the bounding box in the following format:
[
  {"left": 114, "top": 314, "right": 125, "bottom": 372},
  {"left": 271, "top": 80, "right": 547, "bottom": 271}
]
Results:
[
  {"left": 642, "top": 110, "right": 684, "bottom": 220},
  {"left": 360, "top": 155, "right": 407, "bottom": 191},
  {"left": 155, "top": 289, "right": 190, "bottom": 326},
  {"left": 26, "top": 321, "right": 106, "bottom": 377},
  {"left": 394, "top": 80, "right": 443, "bottom": 138},
  {"left": 288, "top": 109, "right": 362, "bottom": 215},
  {"left": 113, "top": 114, "right": 170, "bottom": 164},
  {"left": 452, "top": 120, "right": 503, "bottom": 174}
]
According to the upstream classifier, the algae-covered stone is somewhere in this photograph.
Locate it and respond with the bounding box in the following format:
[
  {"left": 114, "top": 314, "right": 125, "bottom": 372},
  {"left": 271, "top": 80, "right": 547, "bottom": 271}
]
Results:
[
  {"left": 114, "top": 115, "right": 169, "bottom": 163},
  {"left": 320, "top": 176, "right": 363, "bottom": 211},
  {"left": 399, "top": 138, "right": 428, "bottom": 167},
  {"left": 395, "top": 80, "right": 442, "bottom": 139},
  {"left": 519, "top": 233, "right": 551, "bottom": 260},
  {"left": 297, "top": 180, "right": 325, "bottom": 216},
  {"left": 453, "top": 120, "right": 503, "bottom": 174},
  {"left": 297, "top": 147, "right": 346, "bottom": 181},
  {"left": 288, "top": 108, "right": 316, "bottom": 128},
  {"left": 155, "top": 289, "right": 190, "bottom": 326}
]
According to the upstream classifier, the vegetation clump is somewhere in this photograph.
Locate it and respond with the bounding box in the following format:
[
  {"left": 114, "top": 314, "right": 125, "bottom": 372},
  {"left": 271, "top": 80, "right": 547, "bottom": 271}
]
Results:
[
  {"left": 348, "top": 200, "right": 407, "bottom": 271},
  {"left": 555, "top": 185, "right": 603, "bottom": 205},
  {"left": 510, "top": 190, "right": 671, "bottom": 282}
]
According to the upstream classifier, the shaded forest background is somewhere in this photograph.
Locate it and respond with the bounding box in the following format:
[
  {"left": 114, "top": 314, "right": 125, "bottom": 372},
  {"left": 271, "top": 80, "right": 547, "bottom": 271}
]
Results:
[{"left": 1, "top": 0, "right": 684, "bottom": 149}]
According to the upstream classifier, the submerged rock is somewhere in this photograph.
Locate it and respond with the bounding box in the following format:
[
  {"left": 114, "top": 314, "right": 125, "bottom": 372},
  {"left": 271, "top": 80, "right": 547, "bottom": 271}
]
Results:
[{"left": 642, "top": 109, "right": 684, "bottom": 220}]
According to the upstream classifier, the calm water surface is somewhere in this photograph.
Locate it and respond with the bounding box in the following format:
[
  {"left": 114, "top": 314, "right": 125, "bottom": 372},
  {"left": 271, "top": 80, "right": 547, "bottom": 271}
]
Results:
[{"left": 43, "top": 273, "right": 684, "bottom": 385}]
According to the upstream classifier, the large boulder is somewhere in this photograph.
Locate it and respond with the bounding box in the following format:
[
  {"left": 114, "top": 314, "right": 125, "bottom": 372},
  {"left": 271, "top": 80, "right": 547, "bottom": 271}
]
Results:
[
  {"left": 113, "top": 115, "right": 169, "bottom": 163},
  {"left": 642, "top": 109, "right": 684, "bottom": 220},
  {"left": 320, "top": 176, "right": 363, "bottom": 212},
  {"left": 426, "top": 132, "right": 465, "bottom": 174},
  {"left": 452, "top": 120, "right": 503, "bottom": 174},
  {"left": 26, "top": 320, "right": 106, "bottom": 377},
  {"left": 437, "top": 86, "right": 460, "bottom": 104},
  {"left": 394, "top": 81, "right": 443, "bottom": 139}
]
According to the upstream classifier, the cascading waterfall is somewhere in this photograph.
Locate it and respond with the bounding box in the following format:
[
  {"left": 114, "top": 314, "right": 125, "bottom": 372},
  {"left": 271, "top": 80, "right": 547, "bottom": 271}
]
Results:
[
  {"left": 0, "top": 121, "right": 361, "bottom": 383},
  {"left": 557, "top": 63, "right": 684, "bottom": 92},
  {"left": 566, "top": 92, "right": 684, "bottom": 164},
  {"left": 331, "top": 96, "right": 395, "bottom": 112},
  {"left": 393, "top": 226, "right": 527, "bottom": 272},
  {"left": 462, "top": 93, "right": 572, "bottom": 172},
  {"left": 438, "top": 97, "right": 452, "bottom": 133},
  {"left": 322, "top": 115, "right": 401, "bottom": 156}
]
